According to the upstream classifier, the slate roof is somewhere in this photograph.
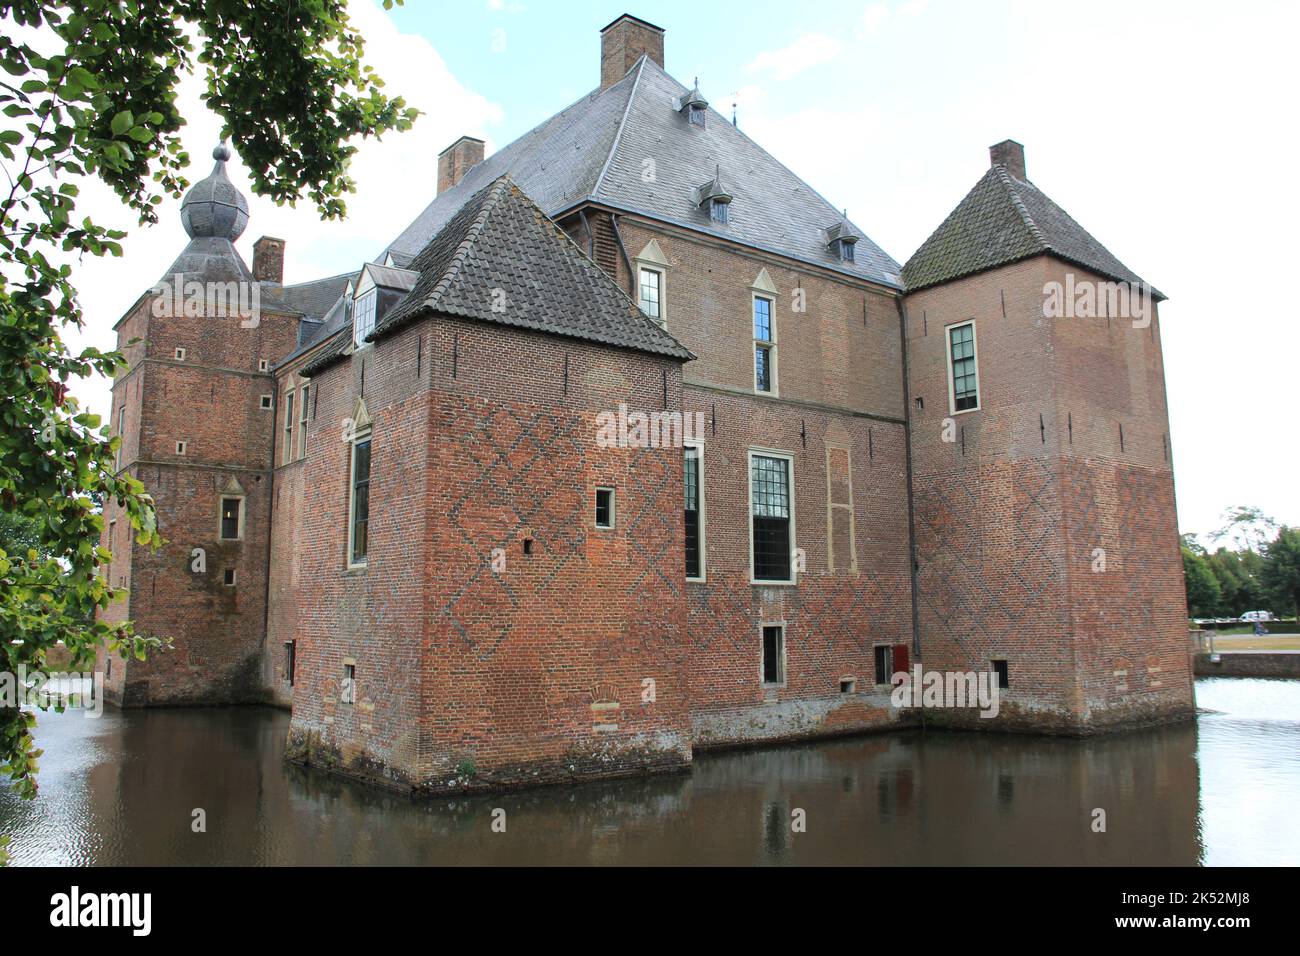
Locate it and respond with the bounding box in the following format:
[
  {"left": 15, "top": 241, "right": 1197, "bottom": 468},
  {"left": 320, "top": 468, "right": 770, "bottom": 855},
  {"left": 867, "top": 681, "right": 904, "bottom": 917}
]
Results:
[
  {"left": 903, "top": 164, "right": 1164, "bottom": 299},
  {"left": 384, "top": 56, "right": 901, "bottom": 288},
  {"left": 303, "top": 176, "right": 693, "bottom": 376},
  {"left": 264, "top": 271, "right": 358, "bottom": 322}
]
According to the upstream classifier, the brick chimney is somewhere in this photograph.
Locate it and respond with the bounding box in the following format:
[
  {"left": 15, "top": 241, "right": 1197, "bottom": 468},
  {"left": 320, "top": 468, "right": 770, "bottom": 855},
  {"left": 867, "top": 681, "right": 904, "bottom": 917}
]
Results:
[
  {"left": 252, "top": 236, "right": 285, "bottom": 284},
  {"left": 600, "top": 14, "right": 664, "bottom": 90},
  {"left": 989, "top": 139, "right": 1026, "bottom": 180},
  {"left": 437, "top": 136, "right": 485, "bottom": 194}
]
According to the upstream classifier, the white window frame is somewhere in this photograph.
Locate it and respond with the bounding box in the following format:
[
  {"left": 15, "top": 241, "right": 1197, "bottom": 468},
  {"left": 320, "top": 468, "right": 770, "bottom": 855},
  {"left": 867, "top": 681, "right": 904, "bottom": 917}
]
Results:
[
  {"left": 637, "top": 265, "right": 666, "bottom": 327},
  {"left": 594, "top": 486, "right": 616, "bottom": 530},
  {"left": 752, "top": 292, "right": 778, "bottom": 396},
  {"left": 684, "top": 439, "right": 706, "bottom": 582},
  {"left": 281, "top": 389, "right": 295, "bottom": 465},
  {"left": 174, "top": 347, "right": 186, "bottom": 361},
  {"left": 347, "top": 429, "right": 372, "bottom": 570},
  {"left": 747, "top": 447, "right": 797, "bottom": 586},
  {"left": 260, "top": 394, "right": 273, "bottom": 410},
  {"left": 945, "top": 320, "right": 981, "bottom": 415},
  {"left": 352, "top": 285, "right": 377, "bottom": 348},
  {"left": 760, "top": 622, "right": 787, "bottom": 688}
]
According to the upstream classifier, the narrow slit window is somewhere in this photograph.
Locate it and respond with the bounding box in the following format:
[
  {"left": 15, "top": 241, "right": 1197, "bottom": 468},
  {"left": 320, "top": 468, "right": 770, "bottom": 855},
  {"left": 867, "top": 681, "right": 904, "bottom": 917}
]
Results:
[
  {"left": 349, "top": 437, "right": 372, "bottom": 566},
  {"left": 684, "top": 445, "right": 702, "bottom": 579},
  {"left": 341, "top": 664, "right": 356, "bottom": 704},
  {"left": 762, "top": 625, "right": 784, "bottom": 685},
  {"left": 753, "top": 296, "right": 774, "bottom": 393},
  {"left": 595, "top": 487, "right": 615, "bottom": 529},
  {"left": 223, "top": 568, "right": 236, "bottom": 586},
  {"left": 992, "top": 659, "right": 1009, "bottom": 689},
  {"left": 285, "top": 642, "right": 296, "bottom": 687},
  {"left": 948, "top": 322, "right": 979, "bottom": 412}
]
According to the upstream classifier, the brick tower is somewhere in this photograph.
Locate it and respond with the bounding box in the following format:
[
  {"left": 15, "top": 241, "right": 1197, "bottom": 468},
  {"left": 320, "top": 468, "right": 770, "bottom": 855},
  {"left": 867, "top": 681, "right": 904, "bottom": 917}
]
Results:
[
  {"left": 901, "top": 140, "right": 1194, "bottom": 732},
  {"left": 98, "top": 145, "right": 299, "bottom": 705}
]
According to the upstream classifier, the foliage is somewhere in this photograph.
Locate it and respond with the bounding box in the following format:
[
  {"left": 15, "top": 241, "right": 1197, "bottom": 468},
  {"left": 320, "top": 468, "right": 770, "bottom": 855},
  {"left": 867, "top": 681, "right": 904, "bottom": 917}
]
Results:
[
  {"left": 0, "top": 0, "right": 417, "bottom": 810},
  {"left": 1261, "top": 528, "right": 1300, "bottom": 619},
  {"left": 1181, "top": 546, "right": 1221, "bottom": 618}
]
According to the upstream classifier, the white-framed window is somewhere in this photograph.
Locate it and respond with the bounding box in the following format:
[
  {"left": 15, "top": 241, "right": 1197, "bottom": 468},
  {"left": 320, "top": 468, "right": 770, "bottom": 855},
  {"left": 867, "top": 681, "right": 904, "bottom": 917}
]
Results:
[
  {"left": 281, "top": 390, "right": 295, "bottom": 465},
  {"left": 258, "top": 359, "right": 270, "bottom": 373},
  {"left": 946, "top": 320, "right": 980, "bottom": 413},
  {"left": 353, "top": 289, "right": 377, "bottom": 347},
  {"left": 638, "top": 266, "right": 664, "bottom": 326},
  {"left": 297, "top": 383, "right": 310, "bottom": 460},
  {"left": 684, "top": 440, "right": 705, "bottom": 581},
  {"left": 260, "top": 394, "right": 273, "bottom": 410},
  {"left": 223, "top": 568, "right": 237, "bottom": 587},
  {"left": 218, "top": 496, "right": 244, "bottom": 541},
  {"left": 174, "top": 347, "right": 186, "bottom": 361},
  {"left": 748, "top": 449, "right": 796, "bottom": 584},
  {"left": 175, "top": 440, "right": 187, "bottom": 455},
  {"left": 594, "top": 487, "right": 616, "bottom": 529},
  {"left": 348, "top": 431, "right": 372, "bottom": 568},
  {"left": 753, "top": 294, "right": 776, "bottom": 394},
  {"left": 761, "top": 624, "right": 786, "bottom": 686},
  {"left": 341, "top": 663, "right": 356, "bottom": 704}
]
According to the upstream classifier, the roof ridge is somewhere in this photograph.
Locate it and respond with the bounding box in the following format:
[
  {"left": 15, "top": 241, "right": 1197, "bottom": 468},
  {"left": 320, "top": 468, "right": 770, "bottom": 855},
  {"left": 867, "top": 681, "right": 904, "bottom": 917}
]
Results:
[
  {"left": 421, "top": 176, "right": 514, "bottom": 311},
  {"left": 994, "top": 164, "right": 1051, "bottom": 252},
  {"left": 591, "top": 54, "right": 649, "bottom": 199}
]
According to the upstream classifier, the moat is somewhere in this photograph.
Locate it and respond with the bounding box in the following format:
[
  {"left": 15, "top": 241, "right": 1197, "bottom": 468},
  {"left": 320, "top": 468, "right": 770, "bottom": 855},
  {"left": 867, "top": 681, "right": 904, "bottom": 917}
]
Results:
[{"left": 2, "top": 677, "right": 1298, "bottom": 866}]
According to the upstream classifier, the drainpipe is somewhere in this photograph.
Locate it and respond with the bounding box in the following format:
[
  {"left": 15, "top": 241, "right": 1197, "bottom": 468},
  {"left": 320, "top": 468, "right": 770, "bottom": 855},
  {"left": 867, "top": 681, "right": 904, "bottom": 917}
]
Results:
[{"left": 895, "top": 296, "right": 922, "bottom": 666}]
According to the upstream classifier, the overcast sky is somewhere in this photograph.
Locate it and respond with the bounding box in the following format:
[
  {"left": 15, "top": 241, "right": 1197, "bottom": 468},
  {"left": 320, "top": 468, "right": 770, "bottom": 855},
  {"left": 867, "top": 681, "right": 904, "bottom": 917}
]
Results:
[{"left": 61, "top": 0, "right": 1299, "bottom": 543}]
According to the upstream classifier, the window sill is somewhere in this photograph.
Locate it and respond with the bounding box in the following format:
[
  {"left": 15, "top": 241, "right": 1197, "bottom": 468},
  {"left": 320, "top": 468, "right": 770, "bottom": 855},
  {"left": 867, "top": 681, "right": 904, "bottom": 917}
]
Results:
[{"left": 752, "top": 578, "right": 797, "bottom": 587}]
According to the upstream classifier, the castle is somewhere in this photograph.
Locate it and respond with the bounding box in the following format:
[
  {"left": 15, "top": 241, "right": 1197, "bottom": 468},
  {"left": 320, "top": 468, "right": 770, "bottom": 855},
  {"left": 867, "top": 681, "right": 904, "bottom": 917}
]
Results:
[{"left": 97, "top": 14, "right": 1194, "bottom": 792}]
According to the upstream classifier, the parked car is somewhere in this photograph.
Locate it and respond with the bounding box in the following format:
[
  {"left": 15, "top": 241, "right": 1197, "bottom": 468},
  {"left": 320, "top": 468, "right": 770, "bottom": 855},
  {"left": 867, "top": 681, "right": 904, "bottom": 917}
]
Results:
[{"left": 1239, "top": 610, "right": 1276, "bottom": 623}]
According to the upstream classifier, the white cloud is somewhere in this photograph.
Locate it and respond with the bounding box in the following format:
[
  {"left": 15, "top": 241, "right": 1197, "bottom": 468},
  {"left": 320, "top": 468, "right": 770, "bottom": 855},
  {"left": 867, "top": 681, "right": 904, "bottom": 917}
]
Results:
[
  {"left": 745, "top": 34, "right": 845, "bottom": 81},
  {"left": 860, "top": 3, "right": 891, "bottom": 35},
  {"left": 61, "top": 0, "right": 502, "bottom": 422}
]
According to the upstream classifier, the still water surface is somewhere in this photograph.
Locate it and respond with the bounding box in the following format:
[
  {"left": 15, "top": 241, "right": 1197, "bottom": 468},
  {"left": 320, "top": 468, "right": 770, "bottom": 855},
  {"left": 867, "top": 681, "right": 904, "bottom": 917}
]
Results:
[{"left": 2, "top": 677, "right": 1297, "bottom": 865}]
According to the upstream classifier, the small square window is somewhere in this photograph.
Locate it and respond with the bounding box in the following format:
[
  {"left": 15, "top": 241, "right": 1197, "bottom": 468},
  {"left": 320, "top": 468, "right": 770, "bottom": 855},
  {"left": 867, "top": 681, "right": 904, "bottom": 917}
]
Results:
[
  {"left": 594, "top": 487, "right": 615, "bottom": 529},
  {"left": 992, "top": 659, "right": 1009, "bottom": 689},
  {"left": 258, "top": 359, "right": 270, "bottom": 373},
  {"left": 174, "top": 347, "right": 186, "bottom": 361},
  {"left": 175, "top": 441, "right": 187, "bottom": 455},
  {"left": 762, "top": 625, "right": 785, "bottom": 685},
  {"left": 223, "top": 568, "right": 236, "bottom": 586},
  {"left": 840, "top": 678, "right": 856, "bottom": 695},
  {"left": 260, "top": 395, "right": 273, "bottom": 410},
  {"left": 341, "top": 664, "right": 356, "bottom": 704}
]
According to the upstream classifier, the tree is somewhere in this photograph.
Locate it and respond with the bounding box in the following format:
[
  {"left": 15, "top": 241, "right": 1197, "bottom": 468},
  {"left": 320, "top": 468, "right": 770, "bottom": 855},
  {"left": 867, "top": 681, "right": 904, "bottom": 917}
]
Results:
[
  {"left": 0, "top": 0, "right": 418, "bottom": 828},
  {"left": 1210, "top": 505, "right": 1279, "bottom": 554},
  {"left": 1182, "top": 546, "right": 1221, "bottom": 619},
  {"left": 1261, "top": 528, "right": 1300, "bottom": 620}
]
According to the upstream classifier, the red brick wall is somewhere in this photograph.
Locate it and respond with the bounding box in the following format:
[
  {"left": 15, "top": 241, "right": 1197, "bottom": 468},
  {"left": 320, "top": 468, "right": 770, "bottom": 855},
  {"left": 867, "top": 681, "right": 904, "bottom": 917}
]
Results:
[
  {"left": 281, "top": 314, "right": 693, "bottom": 790},
  {"left": 903, "top": 256, "right": 1193, "bottom": 730}
]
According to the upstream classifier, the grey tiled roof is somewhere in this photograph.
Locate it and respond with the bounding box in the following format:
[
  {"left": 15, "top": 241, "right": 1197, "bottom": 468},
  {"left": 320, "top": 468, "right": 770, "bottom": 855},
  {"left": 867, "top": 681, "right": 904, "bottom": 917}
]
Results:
[
  {"left": 903, "top": 164, "right": 1164, "bottom": 299},
  {"left": 373, "top": 175, "right": 694, "bottom": 360},
  {"left": 385, "top": 57, "right": 901, "bottom": 288},
  {"left": 265, "top": 271, "right": 358, "bottom": 322}
]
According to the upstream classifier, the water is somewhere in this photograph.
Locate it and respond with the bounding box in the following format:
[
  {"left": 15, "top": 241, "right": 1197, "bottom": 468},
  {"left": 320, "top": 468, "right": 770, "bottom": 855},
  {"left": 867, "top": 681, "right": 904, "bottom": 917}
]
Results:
[{"left": 2, "top": 677, "right": 1298, "bottom": 865}]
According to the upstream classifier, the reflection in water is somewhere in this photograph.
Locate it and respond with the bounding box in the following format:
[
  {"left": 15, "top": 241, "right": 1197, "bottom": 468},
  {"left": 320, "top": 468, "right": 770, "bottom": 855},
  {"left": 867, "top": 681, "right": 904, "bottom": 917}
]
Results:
[{"left": 2, "top": 678, "right": 1298, "bottom": 865}]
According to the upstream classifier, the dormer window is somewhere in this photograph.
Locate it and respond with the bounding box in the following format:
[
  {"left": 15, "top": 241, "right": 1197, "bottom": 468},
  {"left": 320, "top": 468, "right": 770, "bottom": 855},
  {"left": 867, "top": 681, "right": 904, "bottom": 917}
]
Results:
[
  {"left": 679, "top": 79, "right": 709, "bottom": 129},
  {"left": 698, "top": 166, "right": 732, "bottom": 227},
  {"left": 826, "top": 220, "right": 859, "bottom": 263},
  {"left": 353, "top": 288, "right": 377, "bottom": 346}
]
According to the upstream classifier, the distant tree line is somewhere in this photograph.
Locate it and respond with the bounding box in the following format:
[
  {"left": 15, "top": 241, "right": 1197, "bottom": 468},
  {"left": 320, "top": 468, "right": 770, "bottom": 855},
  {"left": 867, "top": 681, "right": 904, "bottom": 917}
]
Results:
[{"left": 1182, "top": 506, "right": 1300, "bottom": 619}]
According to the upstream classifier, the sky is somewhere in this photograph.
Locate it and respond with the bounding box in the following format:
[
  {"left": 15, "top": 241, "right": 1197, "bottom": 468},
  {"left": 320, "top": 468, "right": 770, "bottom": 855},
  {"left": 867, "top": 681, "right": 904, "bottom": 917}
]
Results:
[{"left": 57, "top": 0, "right": 1300, "bottom": 544}]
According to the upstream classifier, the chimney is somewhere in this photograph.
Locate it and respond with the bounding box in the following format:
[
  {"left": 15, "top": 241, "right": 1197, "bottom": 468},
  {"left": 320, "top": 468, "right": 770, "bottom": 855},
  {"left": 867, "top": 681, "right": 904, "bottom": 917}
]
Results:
[
  {"left": 989, "top": 139, "right": 1026, "bottom": 180},
  {"left": 252, "top": 236, "right": 285, "bottom": 284},
  {"left": 600, "top": 14, "right": 664, "bottom": 90},
  {"left": 437, "top": 136, "right": 485, "bottom": 194}
]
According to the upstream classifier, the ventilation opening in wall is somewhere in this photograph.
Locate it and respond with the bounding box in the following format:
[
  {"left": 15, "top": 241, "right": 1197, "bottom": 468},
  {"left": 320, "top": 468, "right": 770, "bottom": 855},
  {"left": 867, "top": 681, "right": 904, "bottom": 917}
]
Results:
[
  {"left": 840, "top": 678, "right": 856, "bottom": 695},
  {"left": 523, "top": 538, "right": 533, "bottom": 555}
]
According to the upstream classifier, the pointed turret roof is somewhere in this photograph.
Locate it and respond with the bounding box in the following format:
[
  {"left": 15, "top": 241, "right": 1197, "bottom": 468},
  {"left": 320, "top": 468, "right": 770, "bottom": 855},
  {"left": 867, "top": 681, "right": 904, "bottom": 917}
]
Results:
[
  {"left": 160, "top": 143, "right": 252, "bottom": 284},
  {"left": 903, "top": 151, "right": 1163, "bottom": 299}
]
